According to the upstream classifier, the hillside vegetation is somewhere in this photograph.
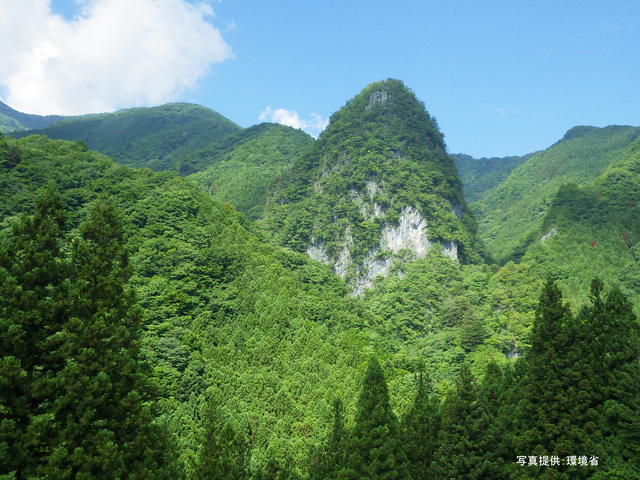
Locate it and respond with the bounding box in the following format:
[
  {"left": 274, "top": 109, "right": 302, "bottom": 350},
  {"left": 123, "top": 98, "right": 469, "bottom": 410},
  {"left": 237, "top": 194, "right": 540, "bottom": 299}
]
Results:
[
  {"left": 472, "top": 125, "right": 640, "bottom": 262},
  {"left": 10, "top": 103, "right": 241, "bottom": 172},
  {"left": 2, "top": 78, "right": 640, "bottom": 479},
  {"left": 261, "top": 79, "right": 484, "bottom": 293},
  {"left": 0, "top": 100, "right": 68, "bottom": 133},
  {"left": 451, "top": 152, "right": 535, "bottom": 202},
  {"left": 522, "top": 135, "right": 640, "bottom": 309},
  {"left": 187, "top": 123, "right": 315, "bottom": 219}
]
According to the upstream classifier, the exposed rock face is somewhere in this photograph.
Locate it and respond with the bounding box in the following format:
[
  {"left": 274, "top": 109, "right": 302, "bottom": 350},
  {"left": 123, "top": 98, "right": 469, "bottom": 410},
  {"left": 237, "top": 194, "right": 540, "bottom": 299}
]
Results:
[
  {"left": 350, "top": 184, "right": 385, "bottom": 221},
  {"left": 271, "top": 79, "right": 480, "bottom": 296},
  {"left": 450, "top": 202, "right": 464, "bottom": 220},
  {"left": 380, "top": 206, "right": 432, "bottom": 255},
  {"left": 306, "top": 201, "right": 458, "bottom": 295},
  {"left": 540, "top": 228, "right": 558, "bottom": 243},
  {"left": 307, "top": 243, "right": 329, "bottom": 263},
  {"left": 365, "top": 90, "right": 390, "bottom": 110}
]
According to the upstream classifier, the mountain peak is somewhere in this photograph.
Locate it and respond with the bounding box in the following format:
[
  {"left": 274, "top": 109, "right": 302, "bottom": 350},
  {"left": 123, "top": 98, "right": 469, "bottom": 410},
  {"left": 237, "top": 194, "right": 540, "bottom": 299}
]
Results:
[
  {"left": 323, "top": 79, "right": 446, "bottom": 153},
  {"left": 262, "top": 80, "right": 483, "bottom": 294}
]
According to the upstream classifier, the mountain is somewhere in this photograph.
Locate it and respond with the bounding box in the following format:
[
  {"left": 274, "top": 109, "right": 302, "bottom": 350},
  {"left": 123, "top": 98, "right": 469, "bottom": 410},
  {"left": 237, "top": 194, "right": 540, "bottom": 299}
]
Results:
[
  {"left": 261, "top": 79, "right": 484, "bottom": 294},
  {"left": 522, "top": 134, "right": 640, "bottom": 307},
  {"left": 0, "top": 101, "right": 68, "bottom": 133},
  {"left": 451, "top": 152, "right": 536, "bottom": 203},
  {"left": 471, "top": 125, "right": 640, "bottom": 262},
  {"left": 0, "top": 131, "right": 396, "bottom": 470},
  {"left": 3, "top": 83, "right": 639, "bottom": 478},
  {"left": 10, "top": 103, "right": 241, "bottom": 172},
  {"left": 0, "top": 120, "right": 553, "bottom": 473},
  {"left": 187, "top": 123, "right": 315, "bottom": 220}
]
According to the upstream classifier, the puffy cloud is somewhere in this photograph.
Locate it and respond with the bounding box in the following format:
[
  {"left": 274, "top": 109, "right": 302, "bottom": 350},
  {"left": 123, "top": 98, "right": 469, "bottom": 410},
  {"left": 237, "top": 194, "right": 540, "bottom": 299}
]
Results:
[
  {"left": 0, "top": 0, "right": 233, "bottom": 114},
  {"left": 259, "top": 107, "right": 328, "bottom": 138}
]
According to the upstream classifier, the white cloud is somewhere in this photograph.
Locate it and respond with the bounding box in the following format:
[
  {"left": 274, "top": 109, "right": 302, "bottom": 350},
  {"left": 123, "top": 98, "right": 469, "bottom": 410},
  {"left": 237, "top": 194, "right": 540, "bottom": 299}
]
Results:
[
  {"left": 0, "top": 0, "right": 233, "bottom": 114},
  {"left": 259, "top": 107, "right": 328, "bottom": 138}
]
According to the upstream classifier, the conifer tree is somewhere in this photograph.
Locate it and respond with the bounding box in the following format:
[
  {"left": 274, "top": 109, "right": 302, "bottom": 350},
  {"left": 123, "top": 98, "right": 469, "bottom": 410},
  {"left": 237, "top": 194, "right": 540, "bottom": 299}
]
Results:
[
  {"left": 401, "top": 365, "right": 440, "bottom": 480},
  {"left": 193, "top": 405, "right": 250, "bottom": 479},
  {"left": 578, "top": 280, "right": 640, "bottom": 478},
  {"left": 432, "top": 364, "right": 501, "bottom": 479},
  {"left": 478, "top": 362, "right": 510, "bottom": 479},
  {"left": 342, "top": 356, "right": 411, "bottom": 479},
  {"left": 0, "top": 194, "right": 182, "bottom": 479},
  {"left": 512, "top": 275, "right": 601, "bottom": 479},
  {"left": 0, "top": 187, "right": 69, "bottom": 479},
  {"left": 40, "top": 195, "right": 180, "bottom": 478},
  {"left": 254, "top": 449, "right": 301, "bottom": 480},
  {"left": 309, "top": 398, "right": 348, "bottom": 480}
]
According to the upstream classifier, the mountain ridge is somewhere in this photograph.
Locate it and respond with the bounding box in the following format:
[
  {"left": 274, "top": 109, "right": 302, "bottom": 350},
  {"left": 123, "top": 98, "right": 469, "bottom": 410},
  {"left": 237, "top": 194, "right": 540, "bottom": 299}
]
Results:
[
  {"left": 470, "top": 124, "right": 640, "bottom": 262},
  {"left": 9, "top": 102, "right": 242, "bottom": 172},
  {"left": 0, "top": 100, "right": 70, "bottom": 133},
  {"left": 261, "top": 79, "right": 484, "bottom": 294}
]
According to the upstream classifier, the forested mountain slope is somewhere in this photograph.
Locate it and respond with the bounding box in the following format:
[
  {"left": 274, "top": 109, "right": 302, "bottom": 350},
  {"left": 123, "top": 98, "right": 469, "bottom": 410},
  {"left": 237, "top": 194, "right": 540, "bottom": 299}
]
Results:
[
  {"left": 0, "top": 100, "right": 68, "bottom": 133},
  {"left": 2, "top": 111, "right": 639, "bottom": 477},
  {"left": 0, "top": 130, "right": 555, "bottom": 475},
  {"left": 0, "top": 132, "right": 422, "bottom": 474},
  {"left": 261, "top": 79, "right": 484, "bottom": 294},
  {"left": 187, "top": 123, "right": 315, "bottom": 219},
  {"left": 471, "top": 125, "right": 640, "bottom": 262},
  {"left": 10, "top": 103, "right": 241, "bottom": 172},
  {"left": 523, "top": 135, "right": 640, "bottom": 309},
  {"left": 451, "top": 152, "right": 535, "bottom": 202}
]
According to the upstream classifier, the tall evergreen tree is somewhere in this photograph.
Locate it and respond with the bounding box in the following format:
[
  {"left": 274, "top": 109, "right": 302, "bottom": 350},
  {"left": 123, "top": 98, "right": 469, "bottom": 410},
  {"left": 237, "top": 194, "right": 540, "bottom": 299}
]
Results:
[
  {"left": 401, "top": 365, "right": 440, "bottom": 480},
  {"left": 341, "top": 356, "right": 411, "bottom": 480},
  {"left": 478, "top": 361, "right": 510, "bottom": 479},
  {"left": 38, "top": 195, "right": 180, "bottom": 478},
  {"left": 0, "top": 187, "right": 69, "bottom": 479},
  {"left": 192, "top": 405, "right": 250, "bottom": 480},
  {"left": 578, "top": 280, "right": 640, "bottom": 479},
  {"left": 511, "top": 275, "right": 602, "bottom": 479},
  {"left": 432, "top": 364, "right": 501, "bottom": 479},
  {"left": 254, "top": 449, "right": 301, "bottom": 480},
  {"left": 309, "top": 398, "right": 348, "bottom": 480},
  {"left": 1, "top": 191, "right": 180, "bottom": 478}
]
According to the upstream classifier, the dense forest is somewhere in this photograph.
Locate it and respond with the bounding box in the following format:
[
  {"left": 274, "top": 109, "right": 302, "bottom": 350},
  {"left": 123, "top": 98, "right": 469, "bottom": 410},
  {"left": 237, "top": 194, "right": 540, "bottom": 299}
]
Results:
[{"left": 1, "top": 79, "right": 639, "bottom": 479}]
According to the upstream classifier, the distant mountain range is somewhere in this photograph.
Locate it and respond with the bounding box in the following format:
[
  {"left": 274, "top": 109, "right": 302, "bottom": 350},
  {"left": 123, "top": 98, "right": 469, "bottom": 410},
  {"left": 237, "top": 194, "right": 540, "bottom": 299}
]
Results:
[
  {"left": 0, "top": 101, "right": 69, "bottom": 132},
  {"left": 2, "top": 80, "right": 640, "bottom": 477},
  {"left": 9, "top": 103, "right": 242, "bottom": 172},
  {"left": 4, "top": 92, "right": 640, "bottom": 294}
]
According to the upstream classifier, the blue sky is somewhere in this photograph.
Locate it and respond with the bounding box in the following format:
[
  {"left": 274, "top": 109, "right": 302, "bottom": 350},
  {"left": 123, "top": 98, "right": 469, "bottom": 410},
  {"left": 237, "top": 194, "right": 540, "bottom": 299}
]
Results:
[{"left": 2, "top": 0, "right": 639, "bottom": 157}]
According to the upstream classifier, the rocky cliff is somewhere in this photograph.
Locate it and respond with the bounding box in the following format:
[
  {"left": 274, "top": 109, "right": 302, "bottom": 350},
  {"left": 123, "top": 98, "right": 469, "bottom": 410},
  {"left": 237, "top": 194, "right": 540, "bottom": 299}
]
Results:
[{"left": 262, "top": 79, "right": 483, "bottom": 294}]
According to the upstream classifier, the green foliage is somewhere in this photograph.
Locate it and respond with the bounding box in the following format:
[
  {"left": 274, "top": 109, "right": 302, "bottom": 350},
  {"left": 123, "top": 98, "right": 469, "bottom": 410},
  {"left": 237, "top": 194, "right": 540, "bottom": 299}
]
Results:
[
  {"left": 432, "top": 364, "right": 504, "bottom": 479},
  {"left": 11, "top": 103, "right": 241, "bottom": 172},
  {"left": 0, "top": 100, "right": 68, "bottom": 132},
  {"left": 0, "top": 134, "right": 407, "bottom": 472},
  {"left": 365, "top": 250, "right": 463, "bottom": 340},
  {"left": 3, "top": 89, "right": 640, "bottom": 478},
  {"left": 0, "top": 134, "right": 21, "bottom": 171},
  {"left": 363, "top": 255, "right": 544, "bottom": 386},
  {"left": 401, "top": 366, "right": 441, "bottom": 480},
  {"left": 508, "top": 276, "right": 640, "bottom": 478},
  {"left": 308, "top": 398, "right": 348, "bottom": 480},
  {"left": 188, "top": 123, "right": 314, "bottom": 219},
  {"left": 0, "top": 187, "right": 69, "bottom": 477},
  {"left": 472, "top": 125, "right": 640, "bottom": 262},
  {"left": 0, "top": 189, "right": 179, "bottom": 478},
  {"left": 342, "top": 356, "right": 411, "bottom": 479},
  {"left": 577, "top": 280, "right": 640, "bottom": 476},
  {"left": 452, "top": 152, "right": 534, "bottom": 202},
  {"left": 523, "top": 135, "right": 640, "bottom": 309},
  {"left": 192, "top": 404, "right": 250, "bottom": 479}
]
